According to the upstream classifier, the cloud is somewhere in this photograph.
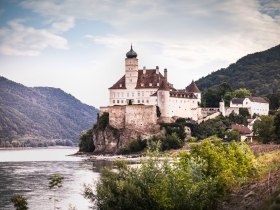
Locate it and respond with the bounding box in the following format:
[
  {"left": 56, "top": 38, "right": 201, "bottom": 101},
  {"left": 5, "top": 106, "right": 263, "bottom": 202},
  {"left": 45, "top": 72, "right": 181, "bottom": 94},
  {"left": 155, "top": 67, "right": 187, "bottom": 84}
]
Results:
[
  {"left": 4, "top": 0, "right": 280, "bottom": 61},
  {"left": 0, "top": 19, "right": 68, "bottom": 56},
  {"left": 85, "top": 34, "right": 130, "bottom": 48}
]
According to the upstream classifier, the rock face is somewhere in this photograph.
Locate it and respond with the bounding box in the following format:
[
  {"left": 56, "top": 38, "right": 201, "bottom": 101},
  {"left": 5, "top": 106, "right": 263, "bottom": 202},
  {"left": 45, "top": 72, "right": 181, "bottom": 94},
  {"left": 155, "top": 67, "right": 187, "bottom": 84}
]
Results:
[
  {"left": 93, "top": 125, "right": 161, "bottom": 154},
  {"left": 93, "top": 105, "right": 162, "bottom": 154}
]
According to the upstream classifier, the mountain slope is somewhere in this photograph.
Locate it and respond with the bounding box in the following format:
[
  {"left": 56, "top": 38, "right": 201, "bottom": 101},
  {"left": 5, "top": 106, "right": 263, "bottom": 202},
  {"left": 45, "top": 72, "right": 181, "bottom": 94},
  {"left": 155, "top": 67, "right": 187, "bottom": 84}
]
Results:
[
  {"left": 196, "top": 44, "right": 280, "bottom": 95},
  {"left": 0, "top": 76, "right": 98, "bottom": 143}
]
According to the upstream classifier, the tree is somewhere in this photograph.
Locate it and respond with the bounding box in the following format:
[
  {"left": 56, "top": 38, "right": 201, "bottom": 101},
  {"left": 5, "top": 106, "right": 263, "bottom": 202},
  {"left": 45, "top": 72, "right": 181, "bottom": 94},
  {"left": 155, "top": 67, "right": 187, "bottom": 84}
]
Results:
[
  {"left": 48, "top": 174, "right": 64, "bottom": 210},
  {"left": 267, "top": 92, "right": 280, "bottom": 110},
  {"left": 79, "top": 129, "right": 94, "bottom": 152},
  {"left": 217, "top": 82, "right": 232, "bottom": 96},
  {"left": 11, "top": 195, "right": 28, "bottom": 210},
  {"left": 239, "top": 108, "right": 250, "bottom": 118},
  {"left": 203, "top": 88, "right": 220, "bottom": 107},
  {"left": 232, "top": 88, "right": 251, "bottom": 98},
  {"left": 225, "top": 129, "right": 241, "bottom": 141},
  {"left": 253, "top": 115, "right": 275, "bottom": 144},
  {"left": 274, "top": 110, "right": 280, "bottom": 143}
]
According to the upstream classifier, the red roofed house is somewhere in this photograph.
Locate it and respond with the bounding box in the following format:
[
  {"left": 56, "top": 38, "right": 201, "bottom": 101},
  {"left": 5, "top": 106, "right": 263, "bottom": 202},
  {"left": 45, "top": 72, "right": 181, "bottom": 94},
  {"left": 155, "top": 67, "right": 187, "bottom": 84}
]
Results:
[
  {"left": 107, "top": 45, "right": 201, "bottom": 121},
  {"left": 229, "top": 124, "right": 253, "bottom": 142}
]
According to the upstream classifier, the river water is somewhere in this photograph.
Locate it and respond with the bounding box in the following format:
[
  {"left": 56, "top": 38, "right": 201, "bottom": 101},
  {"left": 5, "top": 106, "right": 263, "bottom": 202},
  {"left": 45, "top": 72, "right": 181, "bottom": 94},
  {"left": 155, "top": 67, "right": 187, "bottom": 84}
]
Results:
[{"left": 0, "top": 147, "right": 111, "bottom": 210}]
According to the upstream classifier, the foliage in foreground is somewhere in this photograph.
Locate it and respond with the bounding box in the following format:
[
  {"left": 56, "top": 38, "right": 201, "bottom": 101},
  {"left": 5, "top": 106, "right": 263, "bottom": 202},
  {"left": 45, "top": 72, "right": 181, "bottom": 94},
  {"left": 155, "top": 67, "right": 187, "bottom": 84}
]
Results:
[
  {"left": 11, "top": 195, "right": 28, "bottom": 210},
  {"left": 84, "top": 137, "right": 255, "bottom": 210}
]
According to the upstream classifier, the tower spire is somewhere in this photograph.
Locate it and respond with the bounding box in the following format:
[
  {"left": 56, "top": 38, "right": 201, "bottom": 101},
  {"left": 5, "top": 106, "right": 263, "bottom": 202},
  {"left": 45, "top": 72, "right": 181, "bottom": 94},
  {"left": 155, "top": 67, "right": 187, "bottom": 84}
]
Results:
[{"left": 126, "top": 44, "right": 137, "bottom": 58}]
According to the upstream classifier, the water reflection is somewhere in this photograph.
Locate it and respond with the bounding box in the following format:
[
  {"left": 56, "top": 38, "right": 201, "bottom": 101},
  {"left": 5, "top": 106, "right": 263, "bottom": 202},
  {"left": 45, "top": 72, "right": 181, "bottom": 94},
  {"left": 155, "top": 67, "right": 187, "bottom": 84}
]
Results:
[{"left": 0, "top": 148, "right": 112, "bottom": 210}]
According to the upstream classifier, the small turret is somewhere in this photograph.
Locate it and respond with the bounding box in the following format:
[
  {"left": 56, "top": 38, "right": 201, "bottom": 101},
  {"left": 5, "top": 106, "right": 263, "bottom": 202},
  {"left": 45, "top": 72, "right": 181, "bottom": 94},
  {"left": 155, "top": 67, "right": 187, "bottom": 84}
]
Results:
[
  {"left": 219, "top": 99, "right": 225, "bottom": 116},
  {"left": 157, "top": 80, "right": 170, "bottom": 118}
]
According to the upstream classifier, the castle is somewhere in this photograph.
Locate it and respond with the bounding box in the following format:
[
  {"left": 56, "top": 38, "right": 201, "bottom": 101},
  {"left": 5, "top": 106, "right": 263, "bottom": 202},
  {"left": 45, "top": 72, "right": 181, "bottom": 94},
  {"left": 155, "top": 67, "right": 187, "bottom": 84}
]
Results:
[
  {"left": 100, "top": 45, "right": 269, "bottom": 131},
  {"left": 95, "top": 46, "right": 270, "bottom": 153},
  {"left": 105, "top": 45, "right": 202, "bottom": 121}
]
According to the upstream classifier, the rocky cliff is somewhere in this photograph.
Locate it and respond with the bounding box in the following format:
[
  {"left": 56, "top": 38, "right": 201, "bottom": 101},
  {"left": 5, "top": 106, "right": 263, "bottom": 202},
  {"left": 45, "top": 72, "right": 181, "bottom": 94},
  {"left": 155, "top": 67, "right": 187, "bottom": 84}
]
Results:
[{"left": 92, "top": 112, "right": 161, "bottom": 154}]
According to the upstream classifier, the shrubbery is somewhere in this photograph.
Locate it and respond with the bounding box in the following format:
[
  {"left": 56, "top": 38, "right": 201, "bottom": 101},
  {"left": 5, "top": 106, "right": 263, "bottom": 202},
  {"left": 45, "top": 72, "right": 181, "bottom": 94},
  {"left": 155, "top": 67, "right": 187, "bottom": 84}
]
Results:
[
  {"left": 162, "top": 132, "right": 183, "bottom": 150},
  {"left": 79, "top": 129, "right": 94, "bottom": 152},
  {"left": 84, "top": 137, "right": 255, "bottom": 210},
  {"left": 117, "top": 137, "right": 147, "bottom": 154}
]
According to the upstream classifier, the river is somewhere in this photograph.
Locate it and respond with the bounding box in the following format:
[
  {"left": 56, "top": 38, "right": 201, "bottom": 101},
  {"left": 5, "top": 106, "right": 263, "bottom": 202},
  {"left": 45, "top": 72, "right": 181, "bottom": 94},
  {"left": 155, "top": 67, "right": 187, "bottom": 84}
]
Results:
[{"left": 0, "top": 147, "right": 111, "bottom": 210}]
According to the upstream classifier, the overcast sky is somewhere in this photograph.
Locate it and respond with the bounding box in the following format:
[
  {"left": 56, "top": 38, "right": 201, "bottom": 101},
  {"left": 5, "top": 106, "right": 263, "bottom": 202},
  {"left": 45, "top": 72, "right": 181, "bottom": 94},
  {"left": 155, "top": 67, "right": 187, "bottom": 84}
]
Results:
[{"left": 0, "top": 0, "right": 279, "bottom": 108}]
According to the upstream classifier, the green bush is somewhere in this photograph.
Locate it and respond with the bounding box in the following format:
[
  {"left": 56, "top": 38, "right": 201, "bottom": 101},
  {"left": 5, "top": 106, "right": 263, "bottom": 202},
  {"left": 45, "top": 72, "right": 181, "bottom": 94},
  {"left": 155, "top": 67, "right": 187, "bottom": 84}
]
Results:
[
  {"left": 225, "top": 129, "right": 241, "bottom": 141},
  {"left": 160, "top": 122, "right": 186, "bottom": 140},
  {"left": 162, "top": 132, "right": 183, "bottom": 150},
  {"left": 96, "top": 112, "right": 109, "bottom": 130},
  {"left": 11, "top": 195, "right": 28, "bottom": 210},
  {"left": 118, "top": 137, "right": 147, "bottom": 154},
  {"left": 79, "top": 129, "right": 94, "bottom": 152},
  {"left": 84, "top": 137, "right": 255, "bottom": 210}
]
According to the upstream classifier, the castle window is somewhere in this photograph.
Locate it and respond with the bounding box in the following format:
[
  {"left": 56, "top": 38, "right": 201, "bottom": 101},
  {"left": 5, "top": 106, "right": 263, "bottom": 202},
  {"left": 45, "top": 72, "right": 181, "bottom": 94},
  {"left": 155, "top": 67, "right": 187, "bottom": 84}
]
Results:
[
  {"left": 138, "top": 92, "right": 140, "bottom": 96},
  {"left": 118, "top": 93, "right": 120, "bottom": 97},
  {"left": 146, "top": 100, "right": 149, "bottom": 103},
  {"left": 132, "top": 92, "right": 134, "bottom": 97},
  {"left": 117, "top": 100, "right": 119, "bottom": 103},
  {"left": 113, "top": 93, "right": 115, "bottom": 98},
  {"left": 121, "top": 92, "right": 124, "bottom": 97},
  {"left": 130, "top": 79, "right": 132, "bottom": 82},
  {"left": 113, "top": 100, "right": 115, "bottom": 103},
  {"left": 138, "top": 100, "right": 140, "bottom": 103},
  {"left": 142, "top": 100, "right": 144, "bottom": 103},
  {"left": 149, "top": 83, "right": 152, "bottom": 87},
  {"left": 127, "top": 92, "right": 129, "bottom": 97},
  {"left": 142, "top": 92, "right": 144, "bottom": 97}
]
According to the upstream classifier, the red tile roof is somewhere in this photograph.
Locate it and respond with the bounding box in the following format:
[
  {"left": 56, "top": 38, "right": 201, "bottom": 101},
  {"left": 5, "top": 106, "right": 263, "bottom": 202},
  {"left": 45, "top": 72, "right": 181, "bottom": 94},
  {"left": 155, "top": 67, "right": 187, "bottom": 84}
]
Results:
[
  {"left": 170, "top": 91, "right": 197, "bottom": 98},
  {"left": 109, "top": 69, "right": 174, "bottom": 90},
  {"left": 249, "top": 97, "right": 268, "bottom": 103},
  {"left": 158, "top": 79, "right": 170, "bottom": 91},
  {"left": 231, "top": 98, "right": 245, "bottom": 104},
  {"left": 109, "top": 75, "right": 126, "bottom": 89},
  {"left": 136, "top": 69, "right": 166, "bottom": 89},
  {"left": 186, "top": 80, "right": 200, "bottom": 93},
  {"left": 230, "top": 124, "right": 251, "bottom": 134}
]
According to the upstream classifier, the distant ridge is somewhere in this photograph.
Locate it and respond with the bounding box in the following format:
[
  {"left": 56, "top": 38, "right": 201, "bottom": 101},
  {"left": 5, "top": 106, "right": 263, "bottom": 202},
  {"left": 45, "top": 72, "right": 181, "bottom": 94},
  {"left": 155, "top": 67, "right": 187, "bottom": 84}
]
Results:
[
  {"left": 0, "top": 76, "right": 98, "bottom": 143},
  {"left": 196, "top": 44, "right": 280, "bottom": 95}
]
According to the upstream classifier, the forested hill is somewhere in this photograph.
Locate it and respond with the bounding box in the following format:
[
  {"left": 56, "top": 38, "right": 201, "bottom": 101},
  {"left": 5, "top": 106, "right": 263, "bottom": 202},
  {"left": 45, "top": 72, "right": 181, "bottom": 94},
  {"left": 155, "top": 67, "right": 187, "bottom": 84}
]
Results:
[
  {"left": 0, "top": 76, "right": 98, "bottom": 144},
  {"left": 196, "top": 44, "right": 280, "bottom": 95}
]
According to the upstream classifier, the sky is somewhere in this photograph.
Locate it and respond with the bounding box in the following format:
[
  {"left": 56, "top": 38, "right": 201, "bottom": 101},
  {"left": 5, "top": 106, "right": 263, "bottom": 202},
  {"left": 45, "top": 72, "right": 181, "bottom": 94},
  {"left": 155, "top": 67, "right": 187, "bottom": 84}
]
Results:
[{"left": 0, "top": 0, "right": 279, "bottom": 108}]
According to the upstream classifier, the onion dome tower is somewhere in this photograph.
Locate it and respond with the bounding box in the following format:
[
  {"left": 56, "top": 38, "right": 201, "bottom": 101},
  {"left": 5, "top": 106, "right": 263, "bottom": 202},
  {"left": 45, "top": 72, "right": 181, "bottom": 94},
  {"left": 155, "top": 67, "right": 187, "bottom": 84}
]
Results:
[
  {"left": 125, "top": 44, "right": 138, "bottom": 89},
  {"left": 126, "top": 44, "right": 137, "bottom": 58}
]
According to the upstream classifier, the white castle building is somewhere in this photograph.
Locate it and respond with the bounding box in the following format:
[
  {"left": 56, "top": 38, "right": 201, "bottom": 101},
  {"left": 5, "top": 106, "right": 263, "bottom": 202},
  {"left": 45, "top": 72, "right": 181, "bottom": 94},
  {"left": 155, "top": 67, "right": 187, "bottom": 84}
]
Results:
[{"left": 108, "top": 45, "right": 202, "bottom": 121}]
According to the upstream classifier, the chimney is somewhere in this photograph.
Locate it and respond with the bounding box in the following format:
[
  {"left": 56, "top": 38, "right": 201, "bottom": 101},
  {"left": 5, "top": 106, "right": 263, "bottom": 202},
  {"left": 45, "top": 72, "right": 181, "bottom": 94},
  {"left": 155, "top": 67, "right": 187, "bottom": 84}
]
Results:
[
  {"left": 156, "top": 66, "right": 159, "bottom": 74},
  {"left": 164, "top": 68, "right": 167, "bottom": 81},
  {"left": 143, "top": 66, "right": 146, "bottom": 74}
]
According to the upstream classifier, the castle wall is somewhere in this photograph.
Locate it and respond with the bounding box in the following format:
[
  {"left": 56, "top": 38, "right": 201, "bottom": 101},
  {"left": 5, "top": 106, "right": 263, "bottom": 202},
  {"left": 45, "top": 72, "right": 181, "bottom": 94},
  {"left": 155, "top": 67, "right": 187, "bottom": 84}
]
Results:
[
  {"left": 225, "top": 107, "right": 240, "bottom": 116},
  {"left": 103, "top": 105, "right": 158, "bottom": 132},
  {"left": 108, "top": 106, "right": 126, "bottom": 129},
  {"left": 125, "top": 105, "right": 157, "bottom": 132}
]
